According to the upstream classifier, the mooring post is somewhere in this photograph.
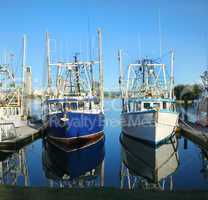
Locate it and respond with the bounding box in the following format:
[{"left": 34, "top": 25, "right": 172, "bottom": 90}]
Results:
[
  {"left": 184, "top": 99, "right": 188, "bottom": 122},
  {"left": 21, "top": 34, "right": 27, "bottom": 120}
]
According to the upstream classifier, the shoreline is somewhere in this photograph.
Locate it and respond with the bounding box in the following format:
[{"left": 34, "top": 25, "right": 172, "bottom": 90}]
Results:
[{"left": 0, "top": 185, "right": 207, "bottom": 200}]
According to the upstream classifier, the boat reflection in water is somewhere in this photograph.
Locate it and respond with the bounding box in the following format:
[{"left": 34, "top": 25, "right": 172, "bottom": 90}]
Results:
[
  {"left": 0, "top": 149, "right": 29, "bottom": 186},
  {"left": 42, "top": 134, "right": 105, "bottom": 188},
  {"left": 120, "top": 133, "right": 179, "bottom": 190}
]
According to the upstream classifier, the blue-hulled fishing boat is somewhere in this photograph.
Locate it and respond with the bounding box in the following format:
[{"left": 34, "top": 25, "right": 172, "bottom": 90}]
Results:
[{"left": 43, "top": 30, "right": 104, "bottom": 144}]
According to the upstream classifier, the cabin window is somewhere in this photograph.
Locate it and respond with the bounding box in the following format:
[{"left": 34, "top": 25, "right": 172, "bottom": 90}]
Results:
[
  {"left": 57, "top": 103, "right": 63, "bottom": 111},
  {"left": 163, "top": 102, "right": 167, "bottom": 109},
  {"left": 78, "top": 101, "right": 84, "bottom": 109},
  {"left": 128, "top": 102, "right": 131, "bottom": 111},
  {"left": 144, "top": 103, "right": 151, "bottom": 109},
  {"left": 94, "top": 98, "right": 99, "bottom": 105},
  {"left": 63, "top": 103, "right": 70, "bottom": 111},
  {"left": 171, "top": 104, "right": 175, "bottom": 112},
  {"left": 50, "top": 103, "right": 58, "bottom": 112},
  {"left": 89, "top": 102, "right": 92, "bottom": 110},
  {"left": 136, "top": 103, "right": 141, "bottom": 111},
  {"left": 153, "top": 103, "right": 160, "bottom": 109},
  {"left": 70, "top": 102, "right": 77, "bottom": 110}
]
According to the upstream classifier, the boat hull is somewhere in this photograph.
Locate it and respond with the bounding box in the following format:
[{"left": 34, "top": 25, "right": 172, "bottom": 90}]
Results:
[
  {"left": 46, "top": 111, "right": 105, "bottom": 142},
  {"left": 121, "top": 110, "right": 178, "bottom": 146}
]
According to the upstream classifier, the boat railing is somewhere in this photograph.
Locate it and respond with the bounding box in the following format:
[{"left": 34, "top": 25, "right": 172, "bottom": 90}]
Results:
[{"left": 0, "top": 107, "right": 21, "bottom": 117}]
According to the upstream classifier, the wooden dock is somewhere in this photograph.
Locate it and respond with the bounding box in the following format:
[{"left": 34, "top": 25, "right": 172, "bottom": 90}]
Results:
[
  {"left": 0, "top": 121, "right": 44, "bottom": 152},
  {"left": 179, "top": 119, "right": 208, "bottom": 150}
]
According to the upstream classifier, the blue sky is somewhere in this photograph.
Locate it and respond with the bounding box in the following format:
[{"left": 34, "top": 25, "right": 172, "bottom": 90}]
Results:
[{"left": 0, "top": 0, "right": 208, "bottom": 90}]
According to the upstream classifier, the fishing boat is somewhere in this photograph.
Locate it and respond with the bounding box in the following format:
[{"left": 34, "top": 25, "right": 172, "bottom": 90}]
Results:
[
  {"left": 118, "top": 50, "right": 178, "bottom": 146},
  {"left": 196, "top": 70, "right": 208, "bottom": 127},
  {"left": 42, "top": 136, "right": 105, "bottom": 187},
  {"left": 43, "top": 30, "right": 104, "bottom": 145},
  {"left": 0, "top": 35, "right": 29, "bottom": 141},
  {"left": 120, "top": 133, "right": 179, "bottom": 190}
]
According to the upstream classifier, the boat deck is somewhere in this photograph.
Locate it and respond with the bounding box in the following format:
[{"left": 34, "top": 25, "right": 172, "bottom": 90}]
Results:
[{"left": 0, "top": 121, "right": 44, "bottom": 152}]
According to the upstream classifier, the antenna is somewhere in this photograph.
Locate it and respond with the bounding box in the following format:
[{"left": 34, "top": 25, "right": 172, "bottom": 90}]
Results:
[
  {"left": 204, "top": 33, "right": 208, "bottom": 70},
  {"left": 158, "top": 9, "right": 162, "bottom": 61},
  {"left": 170, "top": 49, "right": 174, "bottom": 98},
  {"left": 138, "top": 33, "right": 142, "bottom": 59},
  {"left": 87, "top": 18, "right": 92, "bottom": 61},
  {"left": 46, "top": 32, "right": 51, "bottom": 95},
  {"left": 87, "top": 20, "right": 94, "bottom": 94}
]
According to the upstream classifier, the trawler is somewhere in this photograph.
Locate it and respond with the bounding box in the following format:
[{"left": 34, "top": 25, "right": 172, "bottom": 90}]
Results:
[
  {"left": 118, "top": 50, "right": 178, "bottom": 146},
  {"left": 196, "top": 70, "right": 208, "bottom": 127},
  {"left": 43, "top": 30, "right": 104, "bottom": 145},
  {"left": 0, "top": 35, "right": 29, "bottom": 141}
]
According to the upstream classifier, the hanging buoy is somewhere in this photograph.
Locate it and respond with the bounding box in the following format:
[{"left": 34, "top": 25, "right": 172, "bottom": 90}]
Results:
[{"left": 61, "top": 113, "right": 69, "bottom": 122}]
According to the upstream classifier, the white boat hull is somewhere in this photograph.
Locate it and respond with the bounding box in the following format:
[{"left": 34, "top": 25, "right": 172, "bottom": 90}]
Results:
[{"left": 122, "top": 110, "right": 178, "bottom": 145}]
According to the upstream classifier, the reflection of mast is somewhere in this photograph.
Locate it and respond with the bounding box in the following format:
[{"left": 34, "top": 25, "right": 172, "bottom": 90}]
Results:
[
  {"left": 120, "top": 162, "right": 174, "bottom": 191},
  {"left": 200, "top": 149, "right": 208, "bottom": 179},
  {"left": 100, "top": 160, "right": 105, "bottom": 187},
  {"left": 47, "top": 159, "right": 105, "bottom": 188},
  {"left": 0, "top": 148, "right": 29, "bottom": 186},
  {"left": 19, "top": 149, "right": 29, "bottom": 186}
]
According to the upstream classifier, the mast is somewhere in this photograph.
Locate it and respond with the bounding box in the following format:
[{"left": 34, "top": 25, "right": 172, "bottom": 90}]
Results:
[
  {"left": 158, "top": 9, "right": 162, "bottom": 62},
  {"left": 118, "top": 49, "right": 123, "bottom": 95},
  {"left": 118, "top": 49, "right": 125, "bottom": 110},
  {"left": 46, "top": 32, "right": 51, "bottom": 96},
  {"left": 98, "top": 29, "right": 104, "bottom": 111},
  {"left": 74, "top": 54, "right": 81, "bottom": 96},
  {"left": 170, "top": 49, "right": 174, "bottom": 99},
  {"left": 162, "top": 64, "right": 167, "bottom": 90},
  {"left": 88, "top": 20, "right": 94, "bottom": 96},
  {"left": 21, "top": 34, "right": 26, "bottom": 117}
]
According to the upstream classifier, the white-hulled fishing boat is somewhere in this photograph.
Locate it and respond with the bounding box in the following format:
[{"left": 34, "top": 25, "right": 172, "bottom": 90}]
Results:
[{"left": 118, "top": 50, "right": 178, "bottom": 146}]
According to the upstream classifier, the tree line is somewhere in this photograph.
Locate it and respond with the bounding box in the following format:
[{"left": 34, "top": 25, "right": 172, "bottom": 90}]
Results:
[{"left": 174, "top": 84, "right": 203, "bottom": 100}]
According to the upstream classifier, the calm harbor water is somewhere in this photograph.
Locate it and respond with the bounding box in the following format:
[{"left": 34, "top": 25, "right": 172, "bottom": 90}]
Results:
[{"left": 0, "top": 99, "right": 207, "bottom": 190}]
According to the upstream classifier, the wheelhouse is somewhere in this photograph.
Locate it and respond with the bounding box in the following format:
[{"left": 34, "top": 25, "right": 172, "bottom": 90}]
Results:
[
  {"left": 45, "top": 96, "right": 101, "bottom": 114},
  {"left": 126, "top": 98, "right": 176, "bottom": 113}
]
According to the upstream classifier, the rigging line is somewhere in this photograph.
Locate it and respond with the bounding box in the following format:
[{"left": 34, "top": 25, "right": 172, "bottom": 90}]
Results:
[
  {"left": 88, "top": 18, "right": 92, "bottom": 61},
  {"left": 152, "top": 50, "right": 171, "bottom": 63},
  {"left": 204, "top": 33, "right": 208, "bottom": 70},
  {"left": 138, "top": 33, "right": 142, "bottom": 59},
  {"left": 158, "top": 8, "right": 162, "bottom": 62}
]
